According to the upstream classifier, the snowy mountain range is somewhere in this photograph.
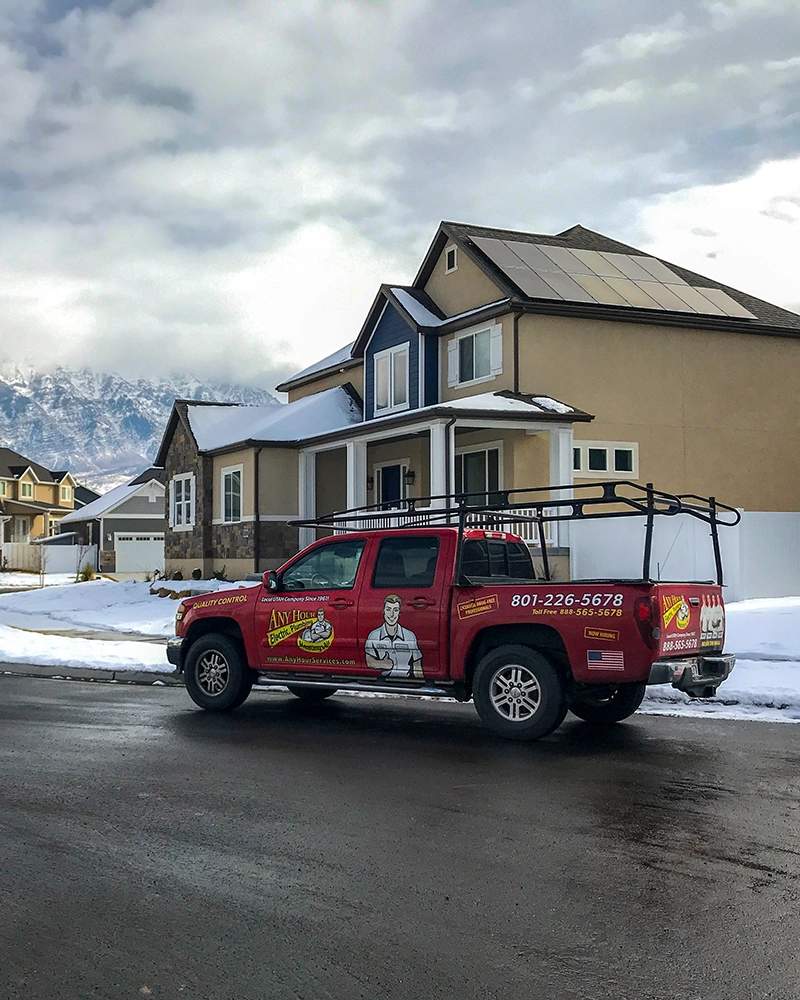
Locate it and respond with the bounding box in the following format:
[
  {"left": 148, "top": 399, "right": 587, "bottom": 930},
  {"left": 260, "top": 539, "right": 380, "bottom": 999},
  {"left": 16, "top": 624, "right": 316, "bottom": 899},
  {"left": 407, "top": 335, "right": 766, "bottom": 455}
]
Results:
[{"left": 0, "top": 366, "right": 280, "bottom": 491}]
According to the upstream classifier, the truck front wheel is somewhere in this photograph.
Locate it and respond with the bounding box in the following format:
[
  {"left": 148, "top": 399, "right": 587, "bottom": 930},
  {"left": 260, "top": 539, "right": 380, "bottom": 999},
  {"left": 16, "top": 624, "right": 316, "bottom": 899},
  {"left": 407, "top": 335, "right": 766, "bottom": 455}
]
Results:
[
  {"left": 472, "top": 646, "right": 568, "bottom": 741},
  {"left": 569, "top": 682, "right": 646, "bottom": 724},
  {"left": 184, "top": 634, "right": 254, "bottom": 711}
]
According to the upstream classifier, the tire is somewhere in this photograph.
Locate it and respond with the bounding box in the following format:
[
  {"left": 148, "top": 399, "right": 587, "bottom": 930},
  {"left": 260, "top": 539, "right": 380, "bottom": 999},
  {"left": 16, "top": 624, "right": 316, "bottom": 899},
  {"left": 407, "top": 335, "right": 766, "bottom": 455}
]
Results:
[
  {"left": 569, "top": 682, "right": 647, "bottom": 724},
  {"left": 184, "top": 634, "right": 254, "bottom": 711},
  {"left": 287, "top": 685, "right": 338, "bottom": 702},
  {"left": 472, "top": 645, "right": 568, "bottom": 741}
]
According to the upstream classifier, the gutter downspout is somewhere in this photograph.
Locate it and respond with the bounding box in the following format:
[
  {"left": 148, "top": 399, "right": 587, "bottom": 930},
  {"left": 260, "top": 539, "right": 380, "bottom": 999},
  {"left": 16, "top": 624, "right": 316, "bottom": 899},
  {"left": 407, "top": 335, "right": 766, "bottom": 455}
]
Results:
[
  {"left": 443, "top": 416, "right": 457, "bottom": 504},
  {"left": 253, "top": 447, "right": 263, "bottom": 575},
  {"left": 513, "top": 311, "right": 522, "bottom": 394}
]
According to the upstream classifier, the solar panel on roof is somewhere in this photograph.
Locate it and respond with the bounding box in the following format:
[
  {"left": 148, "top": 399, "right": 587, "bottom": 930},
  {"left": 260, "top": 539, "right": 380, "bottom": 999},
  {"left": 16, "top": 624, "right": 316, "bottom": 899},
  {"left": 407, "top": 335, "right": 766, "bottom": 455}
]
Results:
[
  {"left": 695, "top": 287, "right": 757, "bottom": 319},
  {"left": 572, "top": 274, "right": 629, "bottom": 305},
  {"left": 469, "top": 236, "right": 757, "bottom": 320},
  {"left": 570, "top": 249, "right": 628, "bottom": 280}
]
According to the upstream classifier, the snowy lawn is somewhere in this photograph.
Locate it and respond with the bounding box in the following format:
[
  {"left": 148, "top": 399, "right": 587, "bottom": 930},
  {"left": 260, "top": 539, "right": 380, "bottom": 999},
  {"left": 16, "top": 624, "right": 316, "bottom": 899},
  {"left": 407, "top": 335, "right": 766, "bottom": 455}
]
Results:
[
  {"left": 0, "top": 572, "right": 78, "bottom": 589},
  {"left": 0, "top": 582, "right": 797, "bottom": 720}
]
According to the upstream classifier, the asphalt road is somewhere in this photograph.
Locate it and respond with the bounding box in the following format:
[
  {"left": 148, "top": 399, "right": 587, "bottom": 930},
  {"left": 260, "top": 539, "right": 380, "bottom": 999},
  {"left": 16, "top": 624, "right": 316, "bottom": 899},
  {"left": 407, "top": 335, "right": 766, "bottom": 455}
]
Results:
[{"left": 1, "top": 676, "right": 799, "bottom": 1000}]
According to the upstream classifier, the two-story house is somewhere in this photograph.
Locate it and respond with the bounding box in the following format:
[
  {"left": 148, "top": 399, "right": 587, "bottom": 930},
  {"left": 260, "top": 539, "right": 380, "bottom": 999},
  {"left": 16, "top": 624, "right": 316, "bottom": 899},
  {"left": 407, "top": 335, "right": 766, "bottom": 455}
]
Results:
[
  {"left": 156, "top": 220, "right": 800, "bottom": 582},
  {"left": 0, "top": 447, "right": 79, "bottom": 544}
]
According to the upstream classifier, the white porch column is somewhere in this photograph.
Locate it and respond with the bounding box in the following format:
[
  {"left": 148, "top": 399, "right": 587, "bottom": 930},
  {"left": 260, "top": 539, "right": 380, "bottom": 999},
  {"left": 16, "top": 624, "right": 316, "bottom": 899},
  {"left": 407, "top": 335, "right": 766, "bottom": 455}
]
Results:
[
  {"left": 429, "top": 420, "right": 450, "bottom": 507},
  {"left": 346, "top": 440, "right": 368, "bottom": 511},
  {"left": 549, "top": 425, "right": 574, "bottom": 548},
  {"left": 298, "top": 450, "right": 316, "bottom": 550}
]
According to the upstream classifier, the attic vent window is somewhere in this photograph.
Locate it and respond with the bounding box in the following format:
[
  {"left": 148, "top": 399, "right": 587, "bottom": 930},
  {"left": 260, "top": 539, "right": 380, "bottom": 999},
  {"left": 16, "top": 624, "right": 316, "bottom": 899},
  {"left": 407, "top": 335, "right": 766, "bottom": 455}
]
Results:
[{"left": 445, "top": 246, "right": 458, "bottom": 273}]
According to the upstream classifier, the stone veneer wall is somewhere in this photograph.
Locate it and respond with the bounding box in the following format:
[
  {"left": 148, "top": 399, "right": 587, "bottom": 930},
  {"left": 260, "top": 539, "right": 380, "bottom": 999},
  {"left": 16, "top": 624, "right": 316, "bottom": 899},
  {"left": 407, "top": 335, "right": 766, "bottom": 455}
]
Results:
[{"left": 164, "top": 409, "right": 213, "bottom": 574}]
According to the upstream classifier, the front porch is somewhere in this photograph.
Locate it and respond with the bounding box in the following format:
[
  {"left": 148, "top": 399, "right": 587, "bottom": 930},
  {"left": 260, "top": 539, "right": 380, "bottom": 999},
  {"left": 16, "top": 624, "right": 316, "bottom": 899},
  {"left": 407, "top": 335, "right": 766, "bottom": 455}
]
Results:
[{"left": 296, "top": 400, "right": 583, "bottom": 576}]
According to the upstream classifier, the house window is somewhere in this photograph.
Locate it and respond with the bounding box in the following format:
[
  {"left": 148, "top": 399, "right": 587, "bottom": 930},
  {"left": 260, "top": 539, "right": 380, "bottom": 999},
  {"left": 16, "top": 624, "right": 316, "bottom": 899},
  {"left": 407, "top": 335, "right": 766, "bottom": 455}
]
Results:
[
  {"left": 0, "top": 481, "right": 6, "bottom": 496},
  {"left": 374, "top": 344, "right": 409, "bottom": 414},
  {"left": 60, "top": 485, "right": 71, "bottom": 502},
  {"left": 573, "top": 442, "right": 638, "bottom": 479},
  {"left": 455, "top": 445, "right": 502, "bottom": 504},
  {"left": 12, "top": 518, "right": 29, "bottom": 542},
  {"left": 445, "top": 245, "right": 458, "bottom": 273},
  {"left": 222, "top": 466, "right": 242, "bottom": 523},
  {"left": 171, "top": 473, "right": 195, "bottom": 529},
  {"left": 447, "top": 324, "right": 502, "bottom": 387},
  {"left": 20, "top": 482, "right": 33, "bottom": 498}
]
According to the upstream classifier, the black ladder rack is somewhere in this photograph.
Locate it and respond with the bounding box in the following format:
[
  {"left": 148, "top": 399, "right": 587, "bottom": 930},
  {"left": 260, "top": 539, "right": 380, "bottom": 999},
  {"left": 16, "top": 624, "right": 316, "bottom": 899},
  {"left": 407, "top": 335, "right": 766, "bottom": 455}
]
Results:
[{"left": 290, "top": 480, "right": 741, "bottom": 586}]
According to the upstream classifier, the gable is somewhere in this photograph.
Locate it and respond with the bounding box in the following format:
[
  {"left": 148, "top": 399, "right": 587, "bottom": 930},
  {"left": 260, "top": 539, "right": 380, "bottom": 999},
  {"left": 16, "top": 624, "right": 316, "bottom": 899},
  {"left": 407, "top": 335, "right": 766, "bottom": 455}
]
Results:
[
  {"left": 423, "top": 240, "right": 507, "bottom": 316},
  {"left": 364, "top": 302, "right": 419, "bottom": 418}
]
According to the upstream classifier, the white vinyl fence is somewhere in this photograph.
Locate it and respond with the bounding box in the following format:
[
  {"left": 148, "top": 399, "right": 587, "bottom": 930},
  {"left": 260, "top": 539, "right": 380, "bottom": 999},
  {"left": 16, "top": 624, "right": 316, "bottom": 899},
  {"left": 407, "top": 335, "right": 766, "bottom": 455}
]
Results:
[
  {"left": 2, "top": 543, "right": 97, "bottom": 576},
  {"left": 569, "top": 511, "right": 800, "bottom": 603}
]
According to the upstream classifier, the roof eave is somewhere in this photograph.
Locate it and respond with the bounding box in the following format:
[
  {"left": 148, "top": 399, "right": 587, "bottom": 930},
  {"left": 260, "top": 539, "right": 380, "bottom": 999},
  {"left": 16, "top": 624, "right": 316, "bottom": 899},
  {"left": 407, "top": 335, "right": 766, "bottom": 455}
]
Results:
[{"left": 275, "top": 356, "right": 362, "bottom": 394}]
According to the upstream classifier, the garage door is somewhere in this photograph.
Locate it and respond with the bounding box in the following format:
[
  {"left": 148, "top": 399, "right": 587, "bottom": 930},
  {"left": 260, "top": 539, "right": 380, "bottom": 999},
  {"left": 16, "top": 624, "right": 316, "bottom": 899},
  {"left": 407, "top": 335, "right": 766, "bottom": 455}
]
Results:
[{"left": 115, "top": 534, "right": 165, "bottom": 574}]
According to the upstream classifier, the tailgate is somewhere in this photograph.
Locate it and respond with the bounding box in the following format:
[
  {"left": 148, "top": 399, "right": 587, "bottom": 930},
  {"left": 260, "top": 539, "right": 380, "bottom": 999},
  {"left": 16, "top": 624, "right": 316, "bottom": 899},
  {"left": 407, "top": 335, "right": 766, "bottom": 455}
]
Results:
[{"left": 655, "top": 583, "right": 725, "bottom": 658}]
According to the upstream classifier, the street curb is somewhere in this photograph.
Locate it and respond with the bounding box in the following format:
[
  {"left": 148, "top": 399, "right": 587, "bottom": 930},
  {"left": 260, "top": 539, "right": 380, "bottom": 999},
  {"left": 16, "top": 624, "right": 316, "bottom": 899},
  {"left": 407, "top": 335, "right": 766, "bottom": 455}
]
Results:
[{"left": 0, "top": 662, "right": 184, "bottom": 686}]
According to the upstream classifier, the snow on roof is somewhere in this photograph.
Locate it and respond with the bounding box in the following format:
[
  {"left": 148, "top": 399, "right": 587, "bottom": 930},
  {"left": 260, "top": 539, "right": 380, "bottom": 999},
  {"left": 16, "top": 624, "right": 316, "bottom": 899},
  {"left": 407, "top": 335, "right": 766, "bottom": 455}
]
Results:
[
  {"left": 389, "top": 290, "right": 510, "bottom": 328},
  {"left": 187, "top": 386, "right": 362, "bottom": 451},
  {"left": 285, "top": 342, "right": 355, "bottom": 384},
  {"left": 59, "top": 480, "right": 161, "bottom": 523},
  {"left": 431, "top": 392, "right": 577, "bottom": 416}
]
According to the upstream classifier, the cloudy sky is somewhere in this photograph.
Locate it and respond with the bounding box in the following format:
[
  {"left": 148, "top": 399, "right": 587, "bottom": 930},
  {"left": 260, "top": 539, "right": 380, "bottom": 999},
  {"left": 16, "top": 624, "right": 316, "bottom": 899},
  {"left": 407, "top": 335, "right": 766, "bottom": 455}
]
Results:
[{"left": 0, "top": 0, "right": 798, "bottom": 390}]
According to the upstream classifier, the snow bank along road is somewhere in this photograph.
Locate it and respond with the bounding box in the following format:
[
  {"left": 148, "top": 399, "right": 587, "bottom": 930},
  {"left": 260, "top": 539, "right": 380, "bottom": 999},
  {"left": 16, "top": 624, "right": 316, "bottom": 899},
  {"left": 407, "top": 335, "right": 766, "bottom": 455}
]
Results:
[{"left": 0, "top": 577, "right": 798, "bottom": 723}]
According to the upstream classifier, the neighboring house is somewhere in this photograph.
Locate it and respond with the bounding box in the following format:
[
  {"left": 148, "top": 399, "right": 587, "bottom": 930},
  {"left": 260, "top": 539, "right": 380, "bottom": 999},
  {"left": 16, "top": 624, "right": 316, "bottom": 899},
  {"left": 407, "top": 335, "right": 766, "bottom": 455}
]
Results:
[
  {"left": 0, "top": 447, "right": 79, "bottom": 545},
  {"left": 155, "top": 220, "right": 800, "bottom": 582},
  {"left": 59, "top": 468, "right": 166, "bottom": 576}
]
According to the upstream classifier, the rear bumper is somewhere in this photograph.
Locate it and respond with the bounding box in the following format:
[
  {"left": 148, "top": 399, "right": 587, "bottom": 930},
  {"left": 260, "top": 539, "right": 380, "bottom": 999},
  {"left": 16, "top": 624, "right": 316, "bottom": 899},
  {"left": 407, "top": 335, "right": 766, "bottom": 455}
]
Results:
[
  {"left": 648, "top": 653, "right": 735, "bottom": 698},
  {"left": 166, "top": 636, "right": 186, "bottom": 672}
]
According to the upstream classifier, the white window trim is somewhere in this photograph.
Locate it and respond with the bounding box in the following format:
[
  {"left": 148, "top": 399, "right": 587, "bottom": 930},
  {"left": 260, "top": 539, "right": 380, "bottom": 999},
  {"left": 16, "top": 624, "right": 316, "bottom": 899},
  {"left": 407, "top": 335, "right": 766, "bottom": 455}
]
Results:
[
  {"left": 20, "top": 481, "right": 34, "bottom": 498},
  {"left": 455, "top": 441, "right": 504, "bottom": 494},
  {"left": 0, "top": 481, "right": 6, "bottom": 496},
  {"left": 169, "top": 472, "right": 196, "bottom": 532},
  {"left": 373, "top": 343, "right": 410, "bottom": 416},
  {"left": 60, "top": 485, "right": 72, "bottom": 501},
  {"left": 220, "top": 463, "right": 244, "bottom": 524},
  {"left": 573, "top": 441, "right": 639, "bottom": 479},
  {"left": 444, "top": 244, "right": 458, "bottom": 274},
  {"left": 447, "top": 322, "right": 503, "bottom": 389}
]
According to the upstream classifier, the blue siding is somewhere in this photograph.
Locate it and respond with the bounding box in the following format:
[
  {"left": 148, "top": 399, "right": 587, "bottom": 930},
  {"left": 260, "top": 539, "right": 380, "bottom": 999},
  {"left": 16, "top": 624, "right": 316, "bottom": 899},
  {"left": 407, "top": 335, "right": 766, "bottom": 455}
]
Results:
[
  {"left": 364, "top": 303, "right": 419, "bottom": 418},
  {"left": 424, "top": 334, "right": 439, "bottom": 406}
]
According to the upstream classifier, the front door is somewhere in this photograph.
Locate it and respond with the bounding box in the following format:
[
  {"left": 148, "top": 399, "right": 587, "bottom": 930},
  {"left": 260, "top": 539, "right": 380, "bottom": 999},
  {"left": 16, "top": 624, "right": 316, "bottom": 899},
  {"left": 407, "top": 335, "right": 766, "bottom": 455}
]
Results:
[
  {"left": 256, "top": 537, "right": 367, "bottom": 675},
  {"left": 358, "top": 533, "right": 450, "bottom": 682},
  {"left": 377, "top": 464, "right": 405, "bottom": 509}
]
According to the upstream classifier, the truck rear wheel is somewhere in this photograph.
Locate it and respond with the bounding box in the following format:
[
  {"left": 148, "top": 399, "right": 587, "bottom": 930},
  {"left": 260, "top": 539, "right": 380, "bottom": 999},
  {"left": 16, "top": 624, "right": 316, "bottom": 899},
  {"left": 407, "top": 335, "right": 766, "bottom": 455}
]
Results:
[
  {"left": 472, "top": 645, "right": 568, "bottom": 741},
  {"left": 184, "top": 634, "right": 253, "bottom": 711},
  {"left": 569, "top": 682, "right": 646, "bottom": 724},
  {"left": 287, "top": 685, "right": 338, "bottom": 702}
]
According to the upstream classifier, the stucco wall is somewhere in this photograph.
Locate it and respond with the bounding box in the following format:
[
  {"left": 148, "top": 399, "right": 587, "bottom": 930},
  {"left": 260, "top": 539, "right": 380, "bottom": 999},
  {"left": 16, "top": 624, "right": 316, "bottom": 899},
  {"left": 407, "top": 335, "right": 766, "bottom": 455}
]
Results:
[
  {"left": 437, "top": 314, "right": 515, "bottom": 402},
  {"left": 316, "top": 449, "right": 347, "bottom": 516},
  {"left": 424, "top": 244, "right": 506, "bottom": 316},
  {"left": 517, "top": 312, "right": 800, "bottom": 511},
  {"left": 287, "top": 368, "right": 363, "bottom": 403},
  {"left": 259, "top": 447, "right": 298, "bottom": 516}
]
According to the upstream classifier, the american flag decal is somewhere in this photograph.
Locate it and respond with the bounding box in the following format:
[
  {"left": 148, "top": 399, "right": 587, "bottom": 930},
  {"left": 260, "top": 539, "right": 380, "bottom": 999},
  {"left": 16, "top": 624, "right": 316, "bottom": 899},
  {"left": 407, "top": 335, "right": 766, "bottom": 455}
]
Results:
[{"left": 587, "top": 649, "right": 625, "bottom": 670}]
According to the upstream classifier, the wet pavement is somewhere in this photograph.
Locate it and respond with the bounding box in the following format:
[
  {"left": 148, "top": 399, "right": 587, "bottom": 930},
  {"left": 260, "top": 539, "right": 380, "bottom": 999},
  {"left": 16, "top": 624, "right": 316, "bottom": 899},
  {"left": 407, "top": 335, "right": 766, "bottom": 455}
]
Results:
[{"left": 1, "top": 675, "right": 798, "bottom": 1000}]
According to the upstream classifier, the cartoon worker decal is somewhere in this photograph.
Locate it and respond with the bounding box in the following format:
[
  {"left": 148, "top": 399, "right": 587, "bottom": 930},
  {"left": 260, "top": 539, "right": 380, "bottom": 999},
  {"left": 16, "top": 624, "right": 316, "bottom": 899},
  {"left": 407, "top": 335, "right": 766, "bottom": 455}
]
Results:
[
  {"left": 301, "top": 608, "right": 333, "bottom": 644},
  {"left": 296, "top": 607, "right": 334, "bottom": 653},
  {"left": 365, "top": 594, "right": 424, "bottom": 680}
]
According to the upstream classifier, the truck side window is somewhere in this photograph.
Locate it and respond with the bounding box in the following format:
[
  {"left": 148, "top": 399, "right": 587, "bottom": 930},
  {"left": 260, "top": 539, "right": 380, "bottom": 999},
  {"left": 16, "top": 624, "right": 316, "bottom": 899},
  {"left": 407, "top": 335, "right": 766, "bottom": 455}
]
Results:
[
  {"left": 461, "top": 539, "right": 535, "bottom": 582},
  {"left": 282, "top": 539, "right": 366, "bottom": 591},
  {"left": 372, "top": 537, "right": 440, "bottom": 588}
]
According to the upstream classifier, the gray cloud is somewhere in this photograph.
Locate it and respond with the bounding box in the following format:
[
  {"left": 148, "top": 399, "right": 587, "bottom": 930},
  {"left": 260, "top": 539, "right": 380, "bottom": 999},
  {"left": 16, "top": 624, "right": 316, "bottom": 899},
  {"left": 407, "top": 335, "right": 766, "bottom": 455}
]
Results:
[{"left": 0, "top": 0, "right": 798, "bottom": 387}]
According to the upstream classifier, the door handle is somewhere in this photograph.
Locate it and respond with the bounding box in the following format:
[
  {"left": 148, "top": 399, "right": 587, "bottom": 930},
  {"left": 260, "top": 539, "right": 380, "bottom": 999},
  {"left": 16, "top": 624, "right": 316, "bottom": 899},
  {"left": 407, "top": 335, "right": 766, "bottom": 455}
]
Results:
[
  {"left": 331, "top": 599, "right": 354, "bottom": 609},
  {"left": 409, "top": 597, "right": 436, "bottom": 609}
]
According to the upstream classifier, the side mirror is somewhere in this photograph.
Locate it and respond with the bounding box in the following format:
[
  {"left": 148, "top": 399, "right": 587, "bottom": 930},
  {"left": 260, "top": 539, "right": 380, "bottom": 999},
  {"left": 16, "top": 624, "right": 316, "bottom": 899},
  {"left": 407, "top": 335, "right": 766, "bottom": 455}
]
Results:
[{"left": 263, "top": 570, "right": 280, "bottom": 592}]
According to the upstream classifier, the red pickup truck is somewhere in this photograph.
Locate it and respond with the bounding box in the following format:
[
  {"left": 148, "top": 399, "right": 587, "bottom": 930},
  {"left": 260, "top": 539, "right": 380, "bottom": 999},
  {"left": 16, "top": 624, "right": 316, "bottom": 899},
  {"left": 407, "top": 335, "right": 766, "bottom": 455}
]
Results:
[{"left": 167, "top": 483, "right": 737, "bottom": 741}]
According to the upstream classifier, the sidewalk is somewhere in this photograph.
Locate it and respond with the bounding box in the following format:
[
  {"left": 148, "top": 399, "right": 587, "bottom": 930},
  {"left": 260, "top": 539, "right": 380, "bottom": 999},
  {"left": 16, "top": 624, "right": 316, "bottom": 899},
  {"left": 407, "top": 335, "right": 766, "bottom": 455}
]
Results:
[{"left": 0, "top": 661, "right": 183, "bottom": 686}]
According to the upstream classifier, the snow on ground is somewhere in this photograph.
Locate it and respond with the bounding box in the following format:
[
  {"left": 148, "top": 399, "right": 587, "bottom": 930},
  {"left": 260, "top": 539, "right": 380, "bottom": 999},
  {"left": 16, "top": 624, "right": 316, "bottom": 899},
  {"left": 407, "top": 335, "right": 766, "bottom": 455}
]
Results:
[
  {"left": 0, "top": 572, "right": 77, "bottom": 589},
  {"left": 0, "top": 581, "right": 798, "bottom": 722}
]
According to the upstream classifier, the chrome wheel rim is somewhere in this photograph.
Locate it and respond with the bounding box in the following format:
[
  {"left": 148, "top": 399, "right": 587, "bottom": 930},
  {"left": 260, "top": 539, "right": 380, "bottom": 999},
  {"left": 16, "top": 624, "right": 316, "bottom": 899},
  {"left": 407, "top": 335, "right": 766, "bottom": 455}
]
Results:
[
  {"left": 196, "top": 649, "right": 230, "bottom": 696},
  {"left": 489, "top": 664, "right": 541, "bottom": 722}
]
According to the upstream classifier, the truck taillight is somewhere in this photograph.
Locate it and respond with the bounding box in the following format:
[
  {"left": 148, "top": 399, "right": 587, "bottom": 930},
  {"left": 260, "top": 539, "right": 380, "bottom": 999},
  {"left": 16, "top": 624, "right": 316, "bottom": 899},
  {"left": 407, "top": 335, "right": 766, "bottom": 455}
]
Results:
[{"left": 634, "top": 596, "right": 659, "bottom": 649}]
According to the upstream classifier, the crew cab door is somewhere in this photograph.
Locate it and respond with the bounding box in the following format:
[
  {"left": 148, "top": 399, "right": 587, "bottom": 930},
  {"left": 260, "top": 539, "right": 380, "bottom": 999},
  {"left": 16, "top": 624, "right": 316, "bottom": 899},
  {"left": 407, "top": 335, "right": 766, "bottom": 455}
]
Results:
[
  {"left": 358, "top": 533, "right": 451, "bottom": 682},
  {"left": 255, "top": 537, "right": 367, "bottom": 673}
]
